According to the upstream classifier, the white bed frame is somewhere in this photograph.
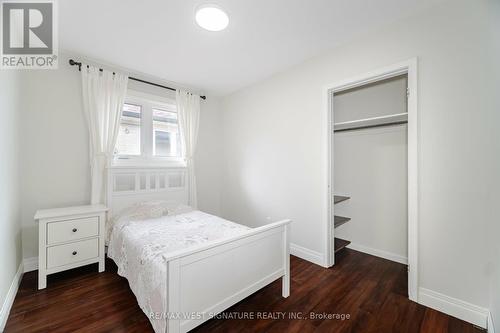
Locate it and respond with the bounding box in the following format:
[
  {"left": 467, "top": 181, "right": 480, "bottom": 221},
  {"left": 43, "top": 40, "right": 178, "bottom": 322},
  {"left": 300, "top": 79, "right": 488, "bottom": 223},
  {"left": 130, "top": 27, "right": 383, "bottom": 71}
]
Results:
[{"left": 107, "top": 167, "right": 291, "bottom": 333}]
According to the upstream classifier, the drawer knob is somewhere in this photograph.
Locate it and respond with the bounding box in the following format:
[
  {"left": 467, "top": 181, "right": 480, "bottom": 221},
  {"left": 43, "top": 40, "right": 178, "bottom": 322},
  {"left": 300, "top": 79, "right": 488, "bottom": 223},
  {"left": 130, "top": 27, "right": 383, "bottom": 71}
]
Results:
[
  {"left": 72, "top": 228, "right": 78, "bottom": 232},
  {"left": 72, "top": 251, "right": 77, "bottom": 256}
]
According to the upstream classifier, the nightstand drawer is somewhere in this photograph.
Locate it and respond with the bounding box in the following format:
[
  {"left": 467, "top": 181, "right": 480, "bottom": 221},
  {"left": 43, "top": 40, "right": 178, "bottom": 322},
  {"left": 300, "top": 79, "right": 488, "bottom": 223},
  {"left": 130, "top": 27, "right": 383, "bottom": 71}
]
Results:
[
  {"left": 47, "top": 217, "right": 99, "bottom": 244},
  {"left": 46, "top": 238, "right": 99, "bottom": 269}
]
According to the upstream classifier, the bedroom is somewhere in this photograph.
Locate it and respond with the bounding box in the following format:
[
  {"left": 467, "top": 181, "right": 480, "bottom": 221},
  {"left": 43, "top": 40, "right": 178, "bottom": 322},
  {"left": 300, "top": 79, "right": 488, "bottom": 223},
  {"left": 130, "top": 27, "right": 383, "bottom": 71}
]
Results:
[{"left": 0, "top": 0, "right": 499, "bottom": 332}]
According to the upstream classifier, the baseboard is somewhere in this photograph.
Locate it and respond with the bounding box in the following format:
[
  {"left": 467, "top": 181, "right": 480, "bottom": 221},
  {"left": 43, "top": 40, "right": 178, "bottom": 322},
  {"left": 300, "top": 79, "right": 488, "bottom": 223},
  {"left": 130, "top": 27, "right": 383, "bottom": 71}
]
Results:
[
  {"left": 0, "top": 262, "right": 23, "bottom": 332},
  {"left": 419, "top": 287, "right": 489, "bottom": 328},
  {"left": 347, "top": 242, "right": 408, "bottom": 265},
  {"left": 23, "top": 257, "right": 38, "bottom": 273},
  {"left": 489, "top": 311, "right": 495, "bottom": 333},
  {"left": 290, "top": 243, "right": 325, "bottom": 267}
]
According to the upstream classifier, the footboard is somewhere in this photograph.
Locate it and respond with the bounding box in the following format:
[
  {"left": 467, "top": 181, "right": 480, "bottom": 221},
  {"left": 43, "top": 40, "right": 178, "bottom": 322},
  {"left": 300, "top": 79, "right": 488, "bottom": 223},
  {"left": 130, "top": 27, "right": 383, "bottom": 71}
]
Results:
[{"left": 164, "top": 219, "right": 291, "bottom": 333}]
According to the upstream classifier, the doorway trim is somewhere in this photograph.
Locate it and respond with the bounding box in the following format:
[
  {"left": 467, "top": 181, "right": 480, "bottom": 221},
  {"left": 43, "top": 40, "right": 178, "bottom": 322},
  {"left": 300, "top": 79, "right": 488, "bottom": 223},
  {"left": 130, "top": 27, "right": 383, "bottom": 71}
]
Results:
[{"left": 323, "top": 58, "right": 418, "bottom": 302}]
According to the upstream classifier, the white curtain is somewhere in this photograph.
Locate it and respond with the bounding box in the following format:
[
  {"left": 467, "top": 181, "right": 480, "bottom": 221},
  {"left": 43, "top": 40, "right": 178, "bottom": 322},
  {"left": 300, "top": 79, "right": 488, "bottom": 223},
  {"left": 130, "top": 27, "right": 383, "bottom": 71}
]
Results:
[
  {"left": 81, "top": 66, "right": 128, "bottom": 204},
  {"left": 176, "top": 90, "right": 201, "bottom": 208}
]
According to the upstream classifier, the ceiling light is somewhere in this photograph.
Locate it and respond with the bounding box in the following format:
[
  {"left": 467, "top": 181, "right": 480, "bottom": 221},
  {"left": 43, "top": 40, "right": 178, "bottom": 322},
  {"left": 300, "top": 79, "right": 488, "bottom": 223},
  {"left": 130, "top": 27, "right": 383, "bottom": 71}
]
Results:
[{"left": 195, "top": 5, "right": 229, "bottom": 31}]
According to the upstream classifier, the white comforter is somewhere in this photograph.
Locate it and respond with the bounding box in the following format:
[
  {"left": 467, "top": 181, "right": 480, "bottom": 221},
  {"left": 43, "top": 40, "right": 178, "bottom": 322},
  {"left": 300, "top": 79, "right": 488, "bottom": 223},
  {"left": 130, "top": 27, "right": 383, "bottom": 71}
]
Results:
[{"left": 107, "top": 210, "right": 250, "bottom": 333}]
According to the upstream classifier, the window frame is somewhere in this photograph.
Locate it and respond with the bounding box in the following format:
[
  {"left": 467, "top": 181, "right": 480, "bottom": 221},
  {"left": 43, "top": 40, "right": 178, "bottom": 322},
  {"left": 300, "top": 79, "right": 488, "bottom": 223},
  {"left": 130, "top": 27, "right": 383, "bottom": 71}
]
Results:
[
  {"left": 113, "top": 90, "right": 185, "bottom": 168},
  {"left": 152, "top": 107, "right": 182, "bottom": 159},
  {"left": 114, "top": 101, "right": 143, "bottom": 159}
]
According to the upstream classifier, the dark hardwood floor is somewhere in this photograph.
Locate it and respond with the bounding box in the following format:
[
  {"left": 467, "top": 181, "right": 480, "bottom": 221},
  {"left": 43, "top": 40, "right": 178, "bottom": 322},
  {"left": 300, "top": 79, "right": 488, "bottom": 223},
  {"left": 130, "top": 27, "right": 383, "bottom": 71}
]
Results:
[{"left": 5, "top": 249, "right": 483, "bottom": 333}]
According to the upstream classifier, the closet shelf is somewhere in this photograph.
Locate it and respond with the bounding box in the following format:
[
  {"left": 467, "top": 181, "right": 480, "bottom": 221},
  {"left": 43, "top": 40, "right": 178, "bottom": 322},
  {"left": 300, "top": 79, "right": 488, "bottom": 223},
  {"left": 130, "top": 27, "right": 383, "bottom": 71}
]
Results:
[
  {"left": 334, "top": 195, "right": 350, "bottom": 204},
  {"left": 334, "top": 112, "right": 408, "bottom": 132},
  {"left": 334, "top": 238, "right": 351, "bottom": 253},
  {"left": 334, "top": 215, "right": 351, "bottom": 228}
]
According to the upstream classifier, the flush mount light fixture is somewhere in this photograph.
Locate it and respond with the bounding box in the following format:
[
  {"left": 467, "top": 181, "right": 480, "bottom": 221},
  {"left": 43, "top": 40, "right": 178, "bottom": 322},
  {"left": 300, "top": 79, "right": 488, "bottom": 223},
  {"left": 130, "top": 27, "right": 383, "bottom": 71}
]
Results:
[{"left": 195, "top": 4, "right": 229, "bottom": 31}]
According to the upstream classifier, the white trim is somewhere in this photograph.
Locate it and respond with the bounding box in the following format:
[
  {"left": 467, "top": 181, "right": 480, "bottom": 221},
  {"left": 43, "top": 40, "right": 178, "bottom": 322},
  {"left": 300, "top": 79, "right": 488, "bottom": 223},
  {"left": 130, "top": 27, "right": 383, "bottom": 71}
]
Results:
[
  {"left": 0, "top": 262, "right": 23, "bottom": 331},
  {"left": 324, "top": 82, "right": 334, "bottom": 268},
  {"left": 23, "top": 257, "right": 39, "bottom": 273},
  {"left": 108, "top": 165, "right": 187, "bottom": 170},
  {"left": 346, "top": 243, "right": 408, "bottom": 265},
  {"left": 290, "top": 243, "right": 325, "bottom": 267},
  {"left": 112, "top": 158, "right": 187, "bottom": 168},
  {"left": 323, "top": 58, "right": 419, "bottom": 302},
  {"left": 489, "top": 311, "right": 496, "bottom": 333},
  {"left": 113, "top": 89, "right": 184, "bottom": 167},
  {"left": 419, "top": 287, "right": 489, "bottom": 328},
  {"left": 406, "top": 58, "right": 419, "bottom": 303}
]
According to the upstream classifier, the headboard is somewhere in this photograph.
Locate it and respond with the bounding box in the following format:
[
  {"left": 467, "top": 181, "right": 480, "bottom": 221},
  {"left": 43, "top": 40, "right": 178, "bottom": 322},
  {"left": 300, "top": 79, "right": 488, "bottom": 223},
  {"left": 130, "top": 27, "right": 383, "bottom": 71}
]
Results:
[{"left": 106, "top": 167, "right": 188, "bottom": 219}]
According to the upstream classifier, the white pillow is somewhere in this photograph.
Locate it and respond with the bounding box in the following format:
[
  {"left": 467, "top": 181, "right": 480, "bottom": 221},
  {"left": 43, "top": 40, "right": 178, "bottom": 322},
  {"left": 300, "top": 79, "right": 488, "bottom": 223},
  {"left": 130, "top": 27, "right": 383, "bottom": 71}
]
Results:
[
  {"left": 166, "top": 203, "right": 194, "bottom": 216},
  {"left": 134, "top": 200, "right": 171, "bottom": 218},
  {"left": 106, "top": 201, "right": 193, "bottom": 243},
  {"left": 114, "top": 200, "right": 193, "bottom": 222}
]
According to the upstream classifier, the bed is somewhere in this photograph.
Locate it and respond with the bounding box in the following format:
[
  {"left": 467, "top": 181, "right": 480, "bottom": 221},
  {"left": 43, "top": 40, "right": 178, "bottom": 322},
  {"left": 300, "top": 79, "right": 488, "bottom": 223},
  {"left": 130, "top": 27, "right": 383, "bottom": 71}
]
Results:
[{"left": 106, "top": 167, "right": 291, "bottom": 333}]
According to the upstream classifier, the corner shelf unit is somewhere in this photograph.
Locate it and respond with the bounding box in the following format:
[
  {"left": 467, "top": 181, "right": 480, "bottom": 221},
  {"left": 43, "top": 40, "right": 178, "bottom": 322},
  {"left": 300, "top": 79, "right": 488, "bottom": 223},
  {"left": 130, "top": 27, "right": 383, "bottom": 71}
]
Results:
[
  {"left": 333, "top": 194, "right": 351, "bottom": 255},
  {"left": 334, "top": 195, "right": 350, "bottom": 204},
  {"left": 334, "top": 215, "right": 351, "bottom": 228},
  {"left": 334, "top": 238, "right": 351, "bottom": 253},
  {"left": 333, "top": 195, "right": 351, "bottom": 229}
]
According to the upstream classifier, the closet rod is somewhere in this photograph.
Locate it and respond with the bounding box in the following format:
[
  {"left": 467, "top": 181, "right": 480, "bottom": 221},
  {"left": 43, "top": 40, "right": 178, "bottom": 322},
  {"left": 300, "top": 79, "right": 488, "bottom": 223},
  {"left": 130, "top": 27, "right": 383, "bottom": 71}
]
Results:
[
  {"left": 68, "top": 59, "right": 206, "bottom": 100},
  {"left": 334, "top": 112, "right": 408, "bottom": 132},
  {"left": 334, "top": 120, "right": 408, "bottom": 133}
]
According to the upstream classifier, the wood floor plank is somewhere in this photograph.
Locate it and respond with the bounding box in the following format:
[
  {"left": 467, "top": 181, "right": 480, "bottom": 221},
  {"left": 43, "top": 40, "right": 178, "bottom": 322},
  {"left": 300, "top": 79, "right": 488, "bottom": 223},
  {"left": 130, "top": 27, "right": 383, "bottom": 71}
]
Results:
[
  {"left": 4, "top": 250, "right": 484, "bottom": 333},
  {"left": 420, "top": 308, "right": 449, "bottom": 333}
]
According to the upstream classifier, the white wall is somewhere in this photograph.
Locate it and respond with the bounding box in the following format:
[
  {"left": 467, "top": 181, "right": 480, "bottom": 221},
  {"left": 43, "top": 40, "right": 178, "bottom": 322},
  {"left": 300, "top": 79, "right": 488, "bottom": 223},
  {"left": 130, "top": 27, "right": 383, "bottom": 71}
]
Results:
[
  {"left": 487, "top": 0, "right": 500, "bottom": 330},
  {"left": 333, "top": 75, "right": 407, "bottom": 123},
  {"left": 196, "top": 97, "right": 223, "bottom": 216},
  {"left": 19, "top": 53, "right": 223, "bottom": 259},
  {"left": 0, "top": 71, "right": 22, "bottom": 325},
  {"left": 220, "top": 0, "right": 494, "bottom": 311},
  {"left": 20, "top": 54, "right": 90, "bottom": 259}
]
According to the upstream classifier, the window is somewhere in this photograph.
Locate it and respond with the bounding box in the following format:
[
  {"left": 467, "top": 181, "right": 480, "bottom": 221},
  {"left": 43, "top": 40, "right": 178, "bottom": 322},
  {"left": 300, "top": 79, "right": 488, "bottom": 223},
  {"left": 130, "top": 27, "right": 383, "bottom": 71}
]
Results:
[
  {"left": 153, "top": 108, "right": 181, "bottom": 157},
  {"left": 114, "top": 91, "right": 184, "bottom": 166},
  {"left": 115, "top": 103, "right": 141, "bottom": 156}
]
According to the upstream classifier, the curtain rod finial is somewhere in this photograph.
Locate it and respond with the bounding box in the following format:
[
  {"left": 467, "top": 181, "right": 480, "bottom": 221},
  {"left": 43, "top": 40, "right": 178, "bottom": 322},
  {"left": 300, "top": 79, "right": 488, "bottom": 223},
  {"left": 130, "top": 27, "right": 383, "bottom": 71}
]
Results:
[{"left": 69, "top": 59, "right": 82, "bottom": 71}]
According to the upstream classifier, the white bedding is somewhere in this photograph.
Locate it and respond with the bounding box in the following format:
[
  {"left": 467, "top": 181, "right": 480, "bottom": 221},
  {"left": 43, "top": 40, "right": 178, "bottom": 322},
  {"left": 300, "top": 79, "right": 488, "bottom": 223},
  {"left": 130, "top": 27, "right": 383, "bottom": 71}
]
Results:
[{"left": 107, "top": 209, "right": 250, "bottom": 333}]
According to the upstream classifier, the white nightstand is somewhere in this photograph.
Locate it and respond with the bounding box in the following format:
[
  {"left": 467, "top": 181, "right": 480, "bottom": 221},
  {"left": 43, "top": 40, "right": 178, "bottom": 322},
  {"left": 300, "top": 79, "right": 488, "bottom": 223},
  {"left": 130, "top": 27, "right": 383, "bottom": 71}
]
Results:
[{"left": 34, "top": 204, "right": 108, "bottom": 289}]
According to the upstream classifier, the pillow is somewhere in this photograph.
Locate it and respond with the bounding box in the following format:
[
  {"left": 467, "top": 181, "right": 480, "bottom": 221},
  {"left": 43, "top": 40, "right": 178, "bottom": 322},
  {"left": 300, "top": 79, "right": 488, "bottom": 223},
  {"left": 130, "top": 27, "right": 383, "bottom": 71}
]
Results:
[
  {"left": 106, "top": 201, "right": 193, "bottom": 243},
  {"left": 113, "top": 200, "right": 192, "bottom": 223},
  {"left": 166, "top": 203, "right": 194, "bottom": 216},
  {"left": 134, "top": 200, "right": 171, "bottom": 218}
]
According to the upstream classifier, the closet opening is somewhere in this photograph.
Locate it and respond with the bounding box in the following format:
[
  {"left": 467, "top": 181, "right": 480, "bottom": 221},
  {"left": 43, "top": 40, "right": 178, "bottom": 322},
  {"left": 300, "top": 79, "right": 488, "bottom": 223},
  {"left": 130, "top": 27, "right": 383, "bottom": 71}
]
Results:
[{"left": 324, "top": 59, "right": 418, "bottom": 301}]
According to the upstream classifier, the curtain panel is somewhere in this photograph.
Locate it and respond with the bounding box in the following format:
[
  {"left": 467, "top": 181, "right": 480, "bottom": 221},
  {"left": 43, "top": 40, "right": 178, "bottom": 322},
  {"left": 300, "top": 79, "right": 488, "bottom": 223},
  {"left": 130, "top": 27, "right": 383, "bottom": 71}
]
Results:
[
  {"left": 176, "top": 90, "right": 201, "bottom": 208},
  {"left": 81, "top": 66, "right": 128, "bottom": 204}
]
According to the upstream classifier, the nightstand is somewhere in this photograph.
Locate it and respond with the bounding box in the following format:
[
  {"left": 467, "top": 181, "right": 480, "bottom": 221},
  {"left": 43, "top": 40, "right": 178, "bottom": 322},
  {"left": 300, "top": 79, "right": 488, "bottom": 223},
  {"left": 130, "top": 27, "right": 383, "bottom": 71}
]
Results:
[{"left": 34, "top": 205, "right": 108, "bottom": 289}]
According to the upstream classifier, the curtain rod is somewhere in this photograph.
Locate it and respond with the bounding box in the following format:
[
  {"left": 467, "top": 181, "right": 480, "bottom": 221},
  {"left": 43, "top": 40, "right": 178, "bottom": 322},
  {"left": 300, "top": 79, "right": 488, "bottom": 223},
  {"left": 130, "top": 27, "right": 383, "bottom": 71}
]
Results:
[{"left": 68, "top": 59, "right": 206, "bottom": 100}]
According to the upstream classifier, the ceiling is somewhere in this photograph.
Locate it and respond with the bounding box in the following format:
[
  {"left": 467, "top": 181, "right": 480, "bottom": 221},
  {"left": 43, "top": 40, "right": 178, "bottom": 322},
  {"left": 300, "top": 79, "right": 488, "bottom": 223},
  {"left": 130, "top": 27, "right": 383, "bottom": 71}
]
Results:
[{"left": 60, "top": 0, "right": 444, "bottom": 96}]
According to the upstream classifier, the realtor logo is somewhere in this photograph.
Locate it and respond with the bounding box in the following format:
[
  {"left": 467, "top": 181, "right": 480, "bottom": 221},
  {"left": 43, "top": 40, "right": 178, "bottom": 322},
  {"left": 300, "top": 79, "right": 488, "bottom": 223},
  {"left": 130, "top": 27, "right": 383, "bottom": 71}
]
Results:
[{"left": 1, "top": 0, "right": 58, "bottom": 69}]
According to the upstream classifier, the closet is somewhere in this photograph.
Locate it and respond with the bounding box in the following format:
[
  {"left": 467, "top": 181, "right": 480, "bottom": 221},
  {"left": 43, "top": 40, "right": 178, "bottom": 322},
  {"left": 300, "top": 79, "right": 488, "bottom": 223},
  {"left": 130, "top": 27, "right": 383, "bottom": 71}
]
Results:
[{"left": 332, "top": 74, "right": 409, "bottom": 263}]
